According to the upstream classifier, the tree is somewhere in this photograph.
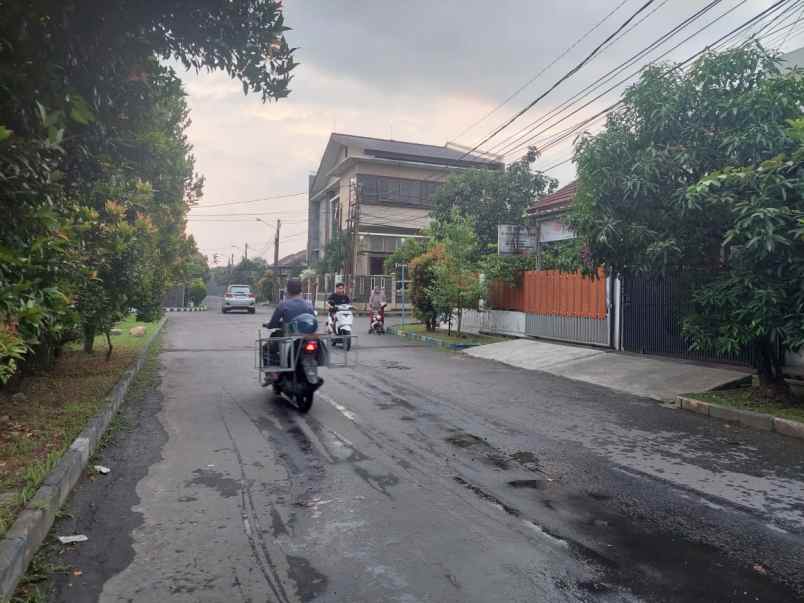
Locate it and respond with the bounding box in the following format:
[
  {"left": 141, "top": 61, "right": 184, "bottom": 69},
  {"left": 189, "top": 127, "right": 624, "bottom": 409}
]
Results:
[
  {"left": 316, "top": 231, "right": 349, "bottom": 274},
  {"left": 430, "top": 159, "right": 557, "bottom": 253},
  {"left": 568, "top": 46, "right": 804, "bottom": 398},
  {"left": 188, "top": 279, "right": 208, "bottom": 306},
  {"left": 427, "top": 211, "right": 485, "bottom": 335},
  {"left": 384, "top": 237, "right": 428, "bottom": 274},
  {"left": 570, "top": 46, "right": 804, "bottom": 275},
  {"left": 77, "top": 194, "right": 157, "bottom": 357},
  {"left": 0, "top": 0, "right": 298, "bottom": 383},
  {"left": 409, "top": 246, "right": 443, "bottom": 332},
  {"left": 682, "top": 118, "right": 804, "bottom": 401}
]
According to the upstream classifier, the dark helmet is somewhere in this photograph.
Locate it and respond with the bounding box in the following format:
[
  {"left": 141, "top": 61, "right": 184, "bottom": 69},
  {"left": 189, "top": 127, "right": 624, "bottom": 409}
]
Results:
[{"left": 288, "top": 313, "right": 318, "bottom": 334}]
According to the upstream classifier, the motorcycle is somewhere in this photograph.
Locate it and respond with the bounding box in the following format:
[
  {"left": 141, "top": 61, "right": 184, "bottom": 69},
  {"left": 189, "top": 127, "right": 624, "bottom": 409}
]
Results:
[
  {"left": 368, "top": 303, "right": 387, "bottom": 335},
  {"left": 260, "top": 313, "right": 325, "bottom": 413},
  {"left": 327, "top": 303, "right": 353, "bottom": 351}
]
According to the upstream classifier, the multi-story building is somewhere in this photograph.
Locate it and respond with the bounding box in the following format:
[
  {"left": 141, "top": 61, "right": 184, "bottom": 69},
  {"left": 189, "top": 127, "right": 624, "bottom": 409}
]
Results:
[{"left": 307, "top": 133, "right": 502, "bottom": 276}]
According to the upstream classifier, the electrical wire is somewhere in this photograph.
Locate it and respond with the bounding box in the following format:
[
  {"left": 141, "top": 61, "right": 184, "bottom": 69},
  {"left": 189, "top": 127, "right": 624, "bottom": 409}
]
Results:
[
  {"left": 497, "top": 0, "right": 782, "bottom": 162},
  {"left": 491, "top": 0, "right": 733, "bottom": 158},
  {"left": 450, "top": 0, "right": 632, "bottom": 144},
  {"left": 463, "top": 0, "right": 660, "bottom": 158},
  {"left": 190, "top": 192, "right": 306, "bottom": 209}
]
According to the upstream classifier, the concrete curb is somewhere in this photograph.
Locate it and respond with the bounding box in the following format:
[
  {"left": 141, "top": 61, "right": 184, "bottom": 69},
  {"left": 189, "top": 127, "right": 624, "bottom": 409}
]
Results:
[
  {"left": 387, "top": 325, "right": 480, "bottom": 350},
  {"left": 0, "top": 316, "right": 167, "bottom": 602},
  {"left": 164, "top": 306, "right": 207, "bottom": 312},
  {"left": 677, "top": 395, "right": 804, "bottom": 441}
]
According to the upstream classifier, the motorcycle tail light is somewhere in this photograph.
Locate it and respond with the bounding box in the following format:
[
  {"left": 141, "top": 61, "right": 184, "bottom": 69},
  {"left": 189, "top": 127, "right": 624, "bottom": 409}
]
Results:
[{"left": 304, "top": 340, "right": 319, "bottom": 353}]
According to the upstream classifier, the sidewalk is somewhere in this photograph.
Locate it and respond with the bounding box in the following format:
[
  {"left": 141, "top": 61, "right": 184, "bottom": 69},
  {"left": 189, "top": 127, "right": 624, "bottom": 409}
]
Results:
[{"left": 464, "top": 339, "right": 750, "bottom": 401}]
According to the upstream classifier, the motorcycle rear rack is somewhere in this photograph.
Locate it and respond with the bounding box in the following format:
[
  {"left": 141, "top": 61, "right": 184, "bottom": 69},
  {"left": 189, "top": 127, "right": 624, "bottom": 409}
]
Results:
[{"left": 255, "top": 331, "right": 357, "bottom": 375}]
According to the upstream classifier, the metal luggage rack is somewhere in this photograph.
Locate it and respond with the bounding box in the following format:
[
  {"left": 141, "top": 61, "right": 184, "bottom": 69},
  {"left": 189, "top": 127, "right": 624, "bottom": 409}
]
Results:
[{"left": 255, "top": 331, "right": 358, "bottom": 375}]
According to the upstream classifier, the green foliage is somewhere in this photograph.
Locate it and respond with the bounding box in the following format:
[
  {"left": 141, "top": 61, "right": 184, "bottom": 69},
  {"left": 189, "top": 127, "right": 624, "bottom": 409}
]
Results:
[
  {"left": 570, "top": 46, "right": 804, "bottom": 275},
  {"left": 478, "top": 240, "right": 585, "bottom": 288},
  {"left": 188, "top": 279, "right": 208, "bottom": 306},
  {"left": 426, "top": 211, "right": 485, "bottom": 335},
  {"left": 316, "top": 231, "right": 349, "bottom": 274},
  {"left": 384, "top": 237, "right": 427, "bottom": 273},
  {"left": 430, "top": 159, "right": 557, "bottom": 253},
  {"left": 540, "top": 239, "right": 587, "bottom": 273},
  {"left": 0, "top": 0, "right": 297, "bottom": 383},
  {"left": 479, "top": 255, "right": 540, "bottom": 285},
  {"left": 682, "top": 119, "right": 804, "bottom": 398},
  {"left": 409, "top": 246, "right": 442, "bottom": 332},
  {"left": 256, "top": 273, "right": 275, "bottom": 302}
]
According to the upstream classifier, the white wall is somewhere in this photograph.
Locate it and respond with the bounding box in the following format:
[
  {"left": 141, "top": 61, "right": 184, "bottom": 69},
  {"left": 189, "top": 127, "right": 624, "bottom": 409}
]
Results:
[
  {"left": 460, "top": 309, "right": 527, "bottom": 338},
  {"left": 788, "top": 350, "right": 804, "bottom": 367}
]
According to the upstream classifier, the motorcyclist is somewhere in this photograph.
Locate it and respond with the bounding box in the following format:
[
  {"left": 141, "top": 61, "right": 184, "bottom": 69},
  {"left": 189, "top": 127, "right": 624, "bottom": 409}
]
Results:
[
  {"left": 368, "top": 286, "right": 385, "bottom": 312},
  {"left": 266, "top": 278, "right": 314, "bottom": 332},
  {"left": 368, "top": 286, "right": 386, "bottom": 328},
  {"left": 264, "top": 279, "right": 315, "bottom": 381},
  {"left": 327, "top": 281, "right": 351, "bottom": 324}
]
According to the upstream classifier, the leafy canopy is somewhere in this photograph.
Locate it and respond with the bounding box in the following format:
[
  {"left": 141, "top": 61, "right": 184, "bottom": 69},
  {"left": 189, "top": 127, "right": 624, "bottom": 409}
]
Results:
[
  {"left": 569, "top": 46, "right": 804, "bottom": 275},
  {"left": 430, "top": 160, "right": 556, "bottom": 253},
  {"left": 682, "top": 119, "right": 804, "bottom": 395}
]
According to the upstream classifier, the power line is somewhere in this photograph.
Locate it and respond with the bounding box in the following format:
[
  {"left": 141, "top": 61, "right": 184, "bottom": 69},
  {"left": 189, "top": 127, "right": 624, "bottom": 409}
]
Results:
[
  {"left": 450, "top": 0, "right": 632, "bottom": 144},
  {"left": 187, "top": 211, "right": 306, "bottom": 218},
  {"left": 492, "top": 0, "right": 732, "bottom": 158},
  {"left": 497, "top": 0, "right": 771, "bottom": 162},
  {"left": 190, "top": 192, "right": 306, "bottom": 209},
  {"left": 463, "top": 0, "right": 660, "bottom": 158},
  {"left": 502, "top": 0, "right": 795, "bottom": 164}
]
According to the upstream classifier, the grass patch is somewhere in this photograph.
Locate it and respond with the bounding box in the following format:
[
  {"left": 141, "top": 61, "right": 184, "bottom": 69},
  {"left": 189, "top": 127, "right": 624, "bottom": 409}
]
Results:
[
  {"left": 0, "top": 315, "right": 159, "bottom": 537},
  {"left": 64, "top": 314, "right": 155, "bottom": 354},
  {"left": 688, "top": 388, "right": 804, "bottom": 423},
  {"left": 397, "top": 323, "right": 507, "bottom": 346}
]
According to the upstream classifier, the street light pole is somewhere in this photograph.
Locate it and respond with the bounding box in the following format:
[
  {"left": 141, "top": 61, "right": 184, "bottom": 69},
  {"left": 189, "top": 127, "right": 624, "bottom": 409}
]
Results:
[
  {"left": 256, "top": 218, "right": 281, "bottom": 304},
  {"left": 273, "top": 219, "right": 281, "bottom": 304}
]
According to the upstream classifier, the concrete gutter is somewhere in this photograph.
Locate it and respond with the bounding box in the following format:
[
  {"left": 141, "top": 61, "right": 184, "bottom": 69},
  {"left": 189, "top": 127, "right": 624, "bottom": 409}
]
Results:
[
  {"left": 0, "top": 316, "right": 167, "bottom": 602},
  {"left": 677, "top": 396, "right": 804, "bottom": 440},
  {"left": 164, "top": 306, "right": 207, "bottom": 312},
  {"left": 387, "top": 325, "right": 479, "bottom": 350}
]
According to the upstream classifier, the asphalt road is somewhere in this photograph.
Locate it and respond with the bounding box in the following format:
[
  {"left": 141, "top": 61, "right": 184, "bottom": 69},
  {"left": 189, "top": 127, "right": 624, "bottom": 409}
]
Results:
[{"left": 45, "top": 300, "right": 804, "bottom": 602}]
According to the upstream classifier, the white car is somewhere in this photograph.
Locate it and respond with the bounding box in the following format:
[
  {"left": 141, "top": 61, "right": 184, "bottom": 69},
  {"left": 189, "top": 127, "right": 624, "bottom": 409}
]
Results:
[{"left": 222, "top": 284, "right": 256, "bottom": 314}]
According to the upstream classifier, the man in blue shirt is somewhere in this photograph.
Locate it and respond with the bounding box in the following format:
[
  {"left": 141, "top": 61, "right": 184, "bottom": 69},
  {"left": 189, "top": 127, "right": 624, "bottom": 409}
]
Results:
[{"left": 266, "top": 278, "right": 314, "bottom": 332}]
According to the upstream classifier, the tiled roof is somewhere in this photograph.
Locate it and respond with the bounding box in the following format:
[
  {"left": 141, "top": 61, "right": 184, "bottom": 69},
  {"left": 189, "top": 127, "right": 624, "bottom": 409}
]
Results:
[
  {"left": 277, "top": 249, "right": 307, "bottom": 267},
  {"left": 528, "top": 180, "right": 577, "bottom": 215}
]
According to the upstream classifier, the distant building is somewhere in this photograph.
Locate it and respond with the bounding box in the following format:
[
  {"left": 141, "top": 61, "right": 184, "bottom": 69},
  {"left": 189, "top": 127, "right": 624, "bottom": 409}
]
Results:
[
  {"left": 307, "top": 133, "right": 502, "bottom": 275},
  {"left": 527, "top": 180, "right": 576, "bottom": 245}
]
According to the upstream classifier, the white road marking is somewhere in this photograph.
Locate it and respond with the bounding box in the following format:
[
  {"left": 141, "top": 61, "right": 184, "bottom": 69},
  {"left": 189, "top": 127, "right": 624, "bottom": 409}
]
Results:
[{"left": 320, "top": 393, "right": 358, "bottom": 423}]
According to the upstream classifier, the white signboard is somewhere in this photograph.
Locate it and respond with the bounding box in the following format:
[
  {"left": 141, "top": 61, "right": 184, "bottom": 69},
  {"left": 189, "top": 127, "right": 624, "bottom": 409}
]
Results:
[
  {"left": 539, "top": 219, "right": 574, "bottom": 243},
  {"left": 497, "top": 225, "right": 534, "bottom": 255}
]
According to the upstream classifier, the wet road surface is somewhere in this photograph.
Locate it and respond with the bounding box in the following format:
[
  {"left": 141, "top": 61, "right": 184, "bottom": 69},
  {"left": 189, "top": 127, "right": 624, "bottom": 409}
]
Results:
[{"left": 46, "top": 303, "right": 804, "bottom": 602}]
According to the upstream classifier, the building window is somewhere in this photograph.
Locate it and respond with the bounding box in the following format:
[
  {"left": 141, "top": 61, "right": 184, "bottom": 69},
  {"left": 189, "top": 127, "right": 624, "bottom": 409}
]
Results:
[
  {"left": 369, "top": 256, "right": 385, "bottom": 275},
  {"left": 357, "top": 175, "right": 440, "bottom": 207}
]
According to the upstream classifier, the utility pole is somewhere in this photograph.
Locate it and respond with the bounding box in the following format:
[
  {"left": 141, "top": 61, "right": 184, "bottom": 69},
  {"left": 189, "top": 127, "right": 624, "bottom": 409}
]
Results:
[
  {"left": 272, "top": 219, "right": 281, "bottom": 304},
  {"left": 244, "top": 242, "right": 248, "bottom": 261},
  {"left": 350, "top": 179, "right": 361, "bottom": 279}
]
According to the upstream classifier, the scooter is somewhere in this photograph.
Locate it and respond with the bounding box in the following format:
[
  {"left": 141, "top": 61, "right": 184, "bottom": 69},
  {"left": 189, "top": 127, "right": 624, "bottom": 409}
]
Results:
[
  {"left": 369, "top": 303, "right": 387, "bottom": 335},
  {"left": 260, "top": 314, "right": 325, "bottom": 413},
  {"left": 327, "top": 303, "right": 353, "bottom": 351}
]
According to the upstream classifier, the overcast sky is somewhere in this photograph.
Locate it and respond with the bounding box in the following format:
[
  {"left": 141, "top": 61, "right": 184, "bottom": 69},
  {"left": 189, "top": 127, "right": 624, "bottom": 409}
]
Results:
[{"left": 182, "top": 0, "right": 799, "bottom": 265}]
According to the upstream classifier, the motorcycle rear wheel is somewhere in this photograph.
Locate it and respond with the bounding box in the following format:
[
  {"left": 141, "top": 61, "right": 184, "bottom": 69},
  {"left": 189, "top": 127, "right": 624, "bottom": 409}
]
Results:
[{"left": 296, "top": 392, "right": 314, "bottom": 413}]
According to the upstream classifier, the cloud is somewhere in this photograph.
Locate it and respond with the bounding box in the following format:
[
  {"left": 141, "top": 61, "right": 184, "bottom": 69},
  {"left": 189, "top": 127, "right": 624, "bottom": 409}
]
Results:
[{"left": 183, "top": 0, "right": 785, "bottom": 261}]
